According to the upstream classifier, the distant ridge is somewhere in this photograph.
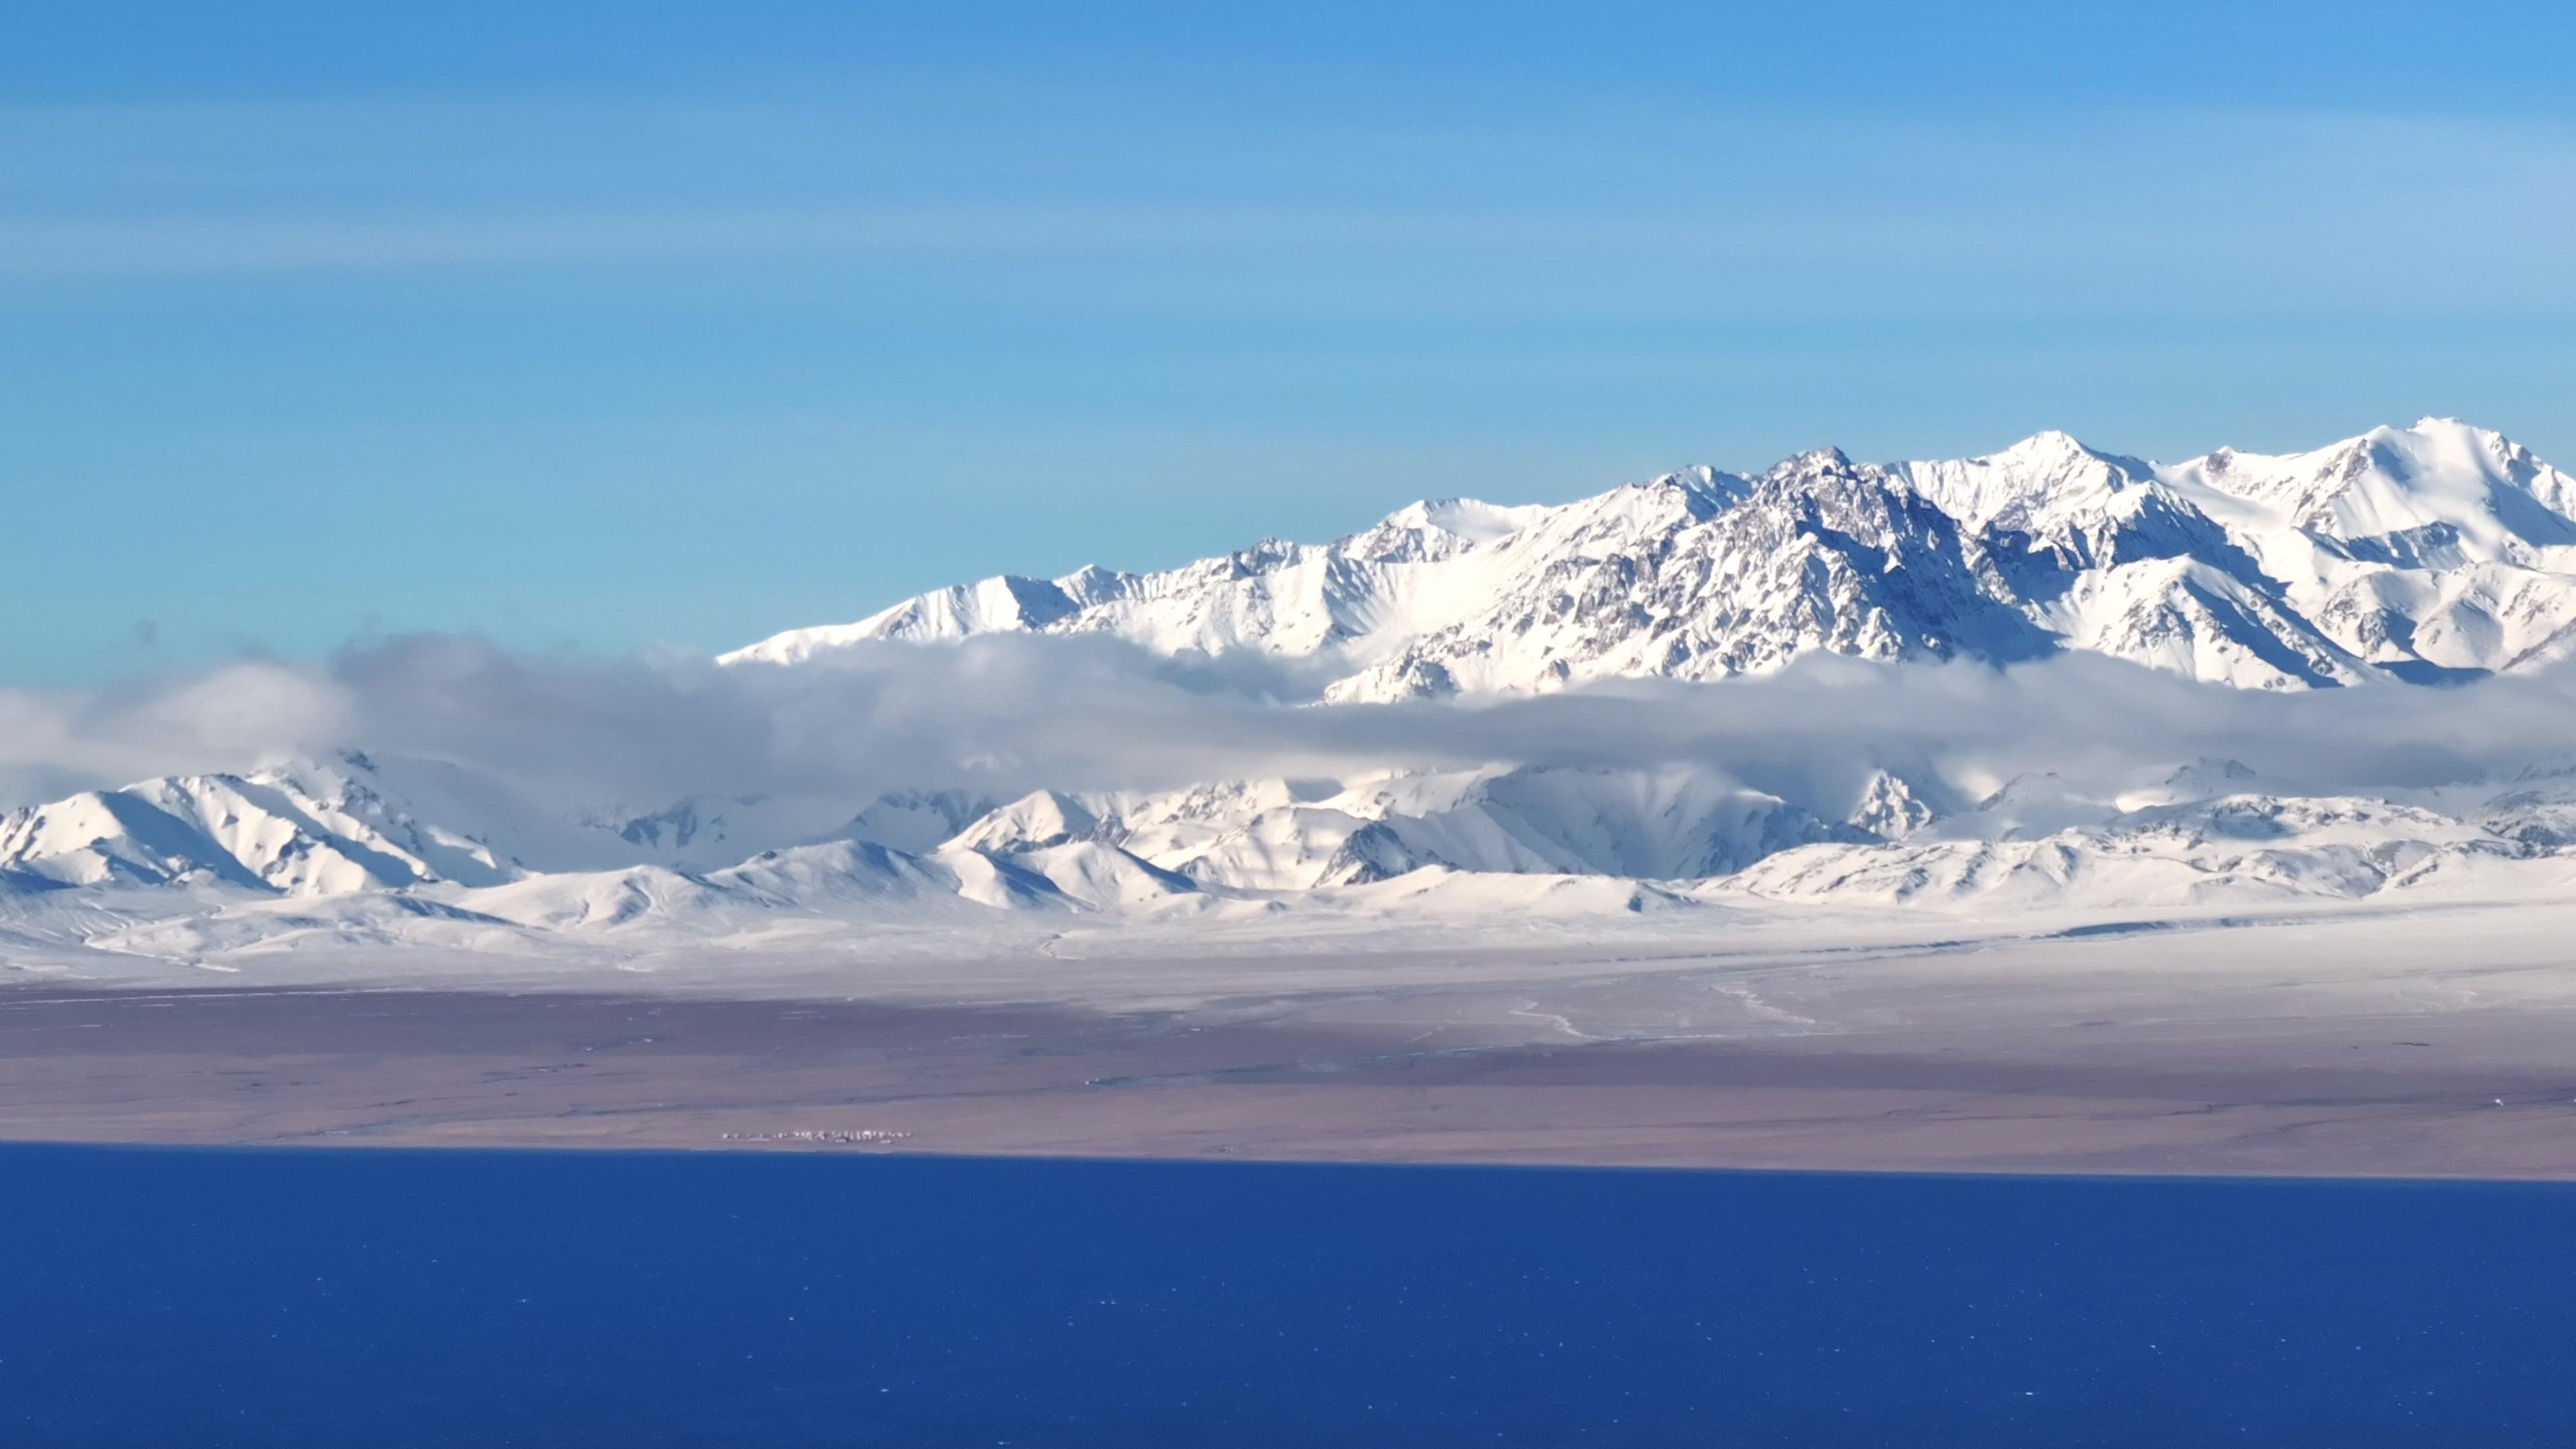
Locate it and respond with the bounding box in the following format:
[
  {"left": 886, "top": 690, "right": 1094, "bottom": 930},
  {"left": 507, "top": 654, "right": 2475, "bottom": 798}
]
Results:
[
  {"left": 13, "top": 421, "right": 2576, "bottom": 966},
  {"left": 729, "top": 419, "right": 2576, "bottom": 696}
]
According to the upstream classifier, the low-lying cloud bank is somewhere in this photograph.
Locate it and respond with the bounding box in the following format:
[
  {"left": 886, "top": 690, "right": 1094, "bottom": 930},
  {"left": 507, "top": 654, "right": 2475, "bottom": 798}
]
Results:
[{"left": 2, "top": 633, "right": 2567, "bottom": 819}]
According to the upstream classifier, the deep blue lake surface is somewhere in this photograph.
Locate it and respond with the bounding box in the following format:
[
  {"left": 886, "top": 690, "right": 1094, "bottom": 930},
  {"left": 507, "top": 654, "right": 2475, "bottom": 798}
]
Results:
[{"left": 3, "top": 1146, "right": 2573, "bottom": 1446}]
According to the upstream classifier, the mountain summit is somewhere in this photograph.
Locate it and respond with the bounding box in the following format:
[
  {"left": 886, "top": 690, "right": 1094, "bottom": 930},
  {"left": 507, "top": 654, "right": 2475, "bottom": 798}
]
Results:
[
  {"left": 726, "top": 420, "right": 2576, "bottom": 696},
  {"left": 14, "top": 420, "right": 2576, "bottom": 969}
]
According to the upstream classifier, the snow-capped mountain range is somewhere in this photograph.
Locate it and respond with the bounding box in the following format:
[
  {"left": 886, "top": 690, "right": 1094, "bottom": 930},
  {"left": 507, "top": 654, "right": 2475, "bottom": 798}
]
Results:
[
  {"left": 11, "top": 743, "right": 2576, "bottom": 972},
  {"left": 730, "top": 418, "right": 2576, "bottom": 695},
  {"left": 12, "top": 419, "right": 2576, "bottom": 973}
]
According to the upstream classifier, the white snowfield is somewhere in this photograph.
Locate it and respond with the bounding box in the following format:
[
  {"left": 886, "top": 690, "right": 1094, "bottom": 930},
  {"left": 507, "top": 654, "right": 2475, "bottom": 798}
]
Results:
[
  {"left": 727, "top": 418, "right": 2576, "bottom": 695},
  {"left": 11, "top": 417, "right": 2576, "bottom": 987}
]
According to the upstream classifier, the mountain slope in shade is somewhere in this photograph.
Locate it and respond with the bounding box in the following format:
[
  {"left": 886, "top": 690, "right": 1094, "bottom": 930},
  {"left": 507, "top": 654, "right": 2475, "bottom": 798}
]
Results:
[{"left": 727, "top": 419, "right": 2576, "bottom": 697}]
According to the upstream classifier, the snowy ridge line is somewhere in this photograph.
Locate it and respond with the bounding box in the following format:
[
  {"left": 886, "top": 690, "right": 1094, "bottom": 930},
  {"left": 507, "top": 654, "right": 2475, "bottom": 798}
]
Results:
[
  {"left": 13, "top": 416, "right": 2576, "bottom": 965},
  {"left": 7, "top": 747, "right": 2576, "bottom": 969},
  {"left": 727, "top": 419, "right": 2576, "bottom": 697}
]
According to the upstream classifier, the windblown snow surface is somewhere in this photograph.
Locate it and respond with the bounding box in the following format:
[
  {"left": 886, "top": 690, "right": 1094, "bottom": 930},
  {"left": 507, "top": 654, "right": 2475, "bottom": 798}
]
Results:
[{"left": 12, "top": 419, "right": 2576, "bottom": 991}]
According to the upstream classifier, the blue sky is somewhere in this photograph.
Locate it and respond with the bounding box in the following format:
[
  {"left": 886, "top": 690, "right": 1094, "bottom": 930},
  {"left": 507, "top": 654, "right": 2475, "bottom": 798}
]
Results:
[{"left": 7, "top": 1, "right": 2575, "bottom": 682}]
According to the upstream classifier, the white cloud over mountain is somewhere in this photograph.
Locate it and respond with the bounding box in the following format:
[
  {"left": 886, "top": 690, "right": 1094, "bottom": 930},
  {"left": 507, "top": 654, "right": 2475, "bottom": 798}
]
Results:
[{"left": 12, "top": 419, "right": 2576, "bottom": 972}]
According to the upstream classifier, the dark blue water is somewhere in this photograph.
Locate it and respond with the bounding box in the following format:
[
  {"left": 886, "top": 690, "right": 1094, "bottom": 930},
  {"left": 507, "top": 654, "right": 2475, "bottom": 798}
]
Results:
[{"left": 4, "top": 1148, "right": 2572, "bottom": 1446}]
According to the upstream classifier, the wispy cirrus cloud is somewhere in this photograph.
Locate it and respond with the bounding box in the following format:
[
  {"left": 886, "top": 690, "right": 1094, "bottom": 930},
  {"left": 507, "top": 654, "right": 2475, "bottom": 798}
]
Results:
[{"left": 6, "top": 98, "right": 2574, "bottom": 321}]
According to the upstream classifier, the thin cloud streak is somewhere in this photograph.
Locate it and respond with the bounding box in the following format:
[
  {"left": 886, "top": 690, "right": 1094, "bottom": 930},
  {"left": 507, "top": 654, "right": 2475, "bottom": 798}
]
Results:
[
  {"left": 5, "top": 105, "right": 2571, "bottom": 315},
  {"left": 0, "top": 204, "right": 1820, "bottom": 278}
]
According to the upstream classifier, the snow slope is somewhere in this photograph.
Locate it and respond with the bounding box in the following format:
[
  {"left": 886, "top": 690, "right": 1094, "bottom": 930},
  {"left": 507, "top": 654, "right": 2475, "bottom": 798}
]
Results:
[{"left": 0, "top": 755, "right": 515, "bottom": 896}]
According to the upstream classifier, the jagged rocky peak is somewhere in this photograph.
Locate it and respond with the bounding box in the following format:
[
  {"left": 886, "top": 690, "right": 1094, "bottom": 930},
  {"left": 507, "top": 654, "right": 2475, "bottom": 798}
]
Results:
[
  {"left": 724, "top": 420, "right": 2576, "bottom": 700},
  {"left": 1769, "top": 445, "right": 1854, "bottom": 476},
  {"left": 1849, "top": 771, "right": 1937, "bottom": 841}
]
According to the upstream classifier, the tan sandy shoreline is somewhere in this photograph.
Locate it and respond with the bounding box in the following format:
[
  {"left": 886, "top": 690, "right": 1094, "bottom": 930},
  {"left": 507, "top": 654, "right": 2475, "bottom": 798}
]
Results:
[{"left": 6, "top": 976, "right": 2573, "bottom": 1180}]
